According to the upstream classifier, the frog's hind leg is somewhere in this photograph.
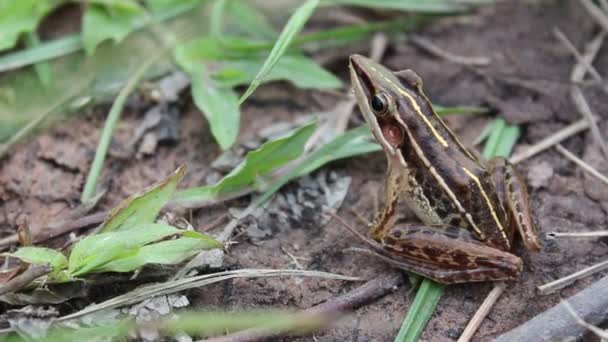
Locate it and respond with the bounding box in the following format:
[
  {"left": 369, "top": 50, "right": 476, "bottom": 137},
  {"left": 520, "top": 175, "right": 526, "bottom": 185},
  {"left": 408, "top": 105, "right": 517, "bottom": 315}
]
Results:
[
  {"left": 377, "top": 224, "right": 523, "bottom": 284},
  {"left": 333, "top": 214, "right": 522, "bottom": 284},
  {"left": 488, "top": 158, "right": 542, "bottom": 252}
]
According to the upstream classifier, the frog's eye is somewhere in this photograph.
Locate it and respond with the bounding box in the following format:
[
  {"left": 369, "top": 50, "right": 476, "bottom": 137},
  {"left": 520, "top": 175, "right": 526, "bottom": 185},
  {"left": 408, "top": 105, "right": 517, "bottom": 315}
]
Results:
[{"left": 370, "top": 93, "right": 389, "bottom": 116}]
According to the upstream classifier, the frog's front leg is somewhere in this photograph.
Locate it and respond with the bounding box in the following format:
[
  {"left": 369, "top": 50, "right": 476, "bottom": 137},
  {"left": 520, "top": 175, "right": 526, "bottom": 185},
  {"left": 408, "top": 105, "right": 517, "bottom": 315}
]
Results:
[
  {"left": 361, "top": 223, "right": 523, "bottom": 284},
  {"left": 369, "top": 164, "right": 407, "bottom": 241},
  {"left": 488, "top": 158, "right": 542, "bottom": 252}
]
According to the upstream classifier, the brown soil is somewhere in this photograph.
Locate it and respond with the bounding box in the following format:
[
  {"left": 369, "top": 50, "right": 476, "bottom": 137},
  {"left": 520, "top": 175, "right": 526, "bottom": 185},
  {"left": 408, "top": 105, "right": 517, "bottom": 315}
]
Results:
[{"left": 1, "top": 1, "right": 608, "bottom": 341}]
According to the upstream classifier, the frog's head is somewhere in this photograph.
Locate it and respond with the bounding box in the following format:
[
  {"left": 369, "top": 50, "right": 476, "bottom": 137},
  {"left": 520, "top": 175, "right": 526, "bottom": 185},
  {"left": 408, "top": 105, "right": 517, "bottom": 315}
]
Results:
[{"left": 349, "top": 54, "right": 438, "bottom": 159}]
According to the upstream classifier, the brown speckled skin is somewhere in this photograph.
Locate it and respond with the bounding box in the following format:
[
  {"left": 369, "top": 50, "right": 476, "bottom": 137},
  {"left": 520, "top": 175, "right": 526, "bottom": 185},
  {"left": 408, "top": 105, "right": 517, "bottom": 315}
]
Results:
[{"left": 348, "top": 55, "right": 541, "bottom": 284}]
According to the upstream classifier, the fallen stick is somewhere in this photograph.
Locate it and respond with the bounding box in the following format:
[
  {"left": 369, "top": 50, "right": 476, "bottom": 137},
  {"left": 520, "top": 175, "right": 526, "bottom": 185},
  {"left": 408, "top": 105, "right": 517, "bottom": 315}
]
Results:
[
  {"left": 204, "top": 271, "right": 404, "bottom": 342},
  {"left": 537, "top": 258, "right": 608, "bottom": 295},
  {"left": 457, "top": 282, "right": 507, "bottom": 342},
  {"left": 494, "top": 275, "right": 608, "bottom": 342}
]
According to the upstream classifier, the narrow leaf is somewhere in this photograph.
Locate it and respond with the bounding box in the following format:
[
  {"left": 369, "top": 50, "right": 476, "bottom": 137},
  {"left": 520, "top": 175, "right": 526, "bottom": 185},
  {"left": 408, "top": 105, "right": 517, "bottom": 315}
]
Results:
[
  {"left": 100, "top": 166, "right": 186, "bottom": 233},
  {"left": 435, "top": 105, "right": 489, "bottom": 116},
  {"left": 225, "top": 0, "right": 276, "bottom": 39},
  {"left": 394, "top": 279, "right": 444, "bottom": 342},
  {"left": 25, "top": 32, "right": 51, "bottom": 85},
  {"left": 481, "top": 118, "right": 506, "bottom": 158},
  {"left": 98, "top": 234, "right": 223, "bottom": 273},
  {"left": 209, "top": 0, "right": 227, "bottom": 36},
  {"left": 7, "top": 247, "right": 68, "bottom": 274},
  {"left": 217, "top": 54, "right": 341, "bottom": 90},
  {"left": 191, "top": 64, "right": 241, "bottom": 150},
  {"left": 492, "top": 125, "right": 520, "bottom": 158},
  {"left": 68, "top": 223, "right": 183, "bottom": 276},
  {"left": 173, "top": 121, "right": 317, "bottom": 205},
  {"left": 82, "top": 3, "right": 146, "bottom": 55},
  {"left": 239, "top": 0, "right": 320, "bottom": 103},
  {"left": 256, "top": 125, "right": 380, "bottom": 205},
  {"left": 145, "top": 0, "right": 201, "bottom": 13}
]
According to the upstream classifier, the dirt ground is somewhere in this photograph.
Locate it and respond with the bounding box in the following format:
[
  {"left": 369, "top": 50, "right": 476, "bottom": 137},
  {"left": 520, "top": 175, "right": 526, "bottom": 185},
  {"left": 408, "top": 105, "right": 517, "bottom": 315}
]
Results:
[{"left": 1, "top": 1, "right": 608, "bottom": 341}]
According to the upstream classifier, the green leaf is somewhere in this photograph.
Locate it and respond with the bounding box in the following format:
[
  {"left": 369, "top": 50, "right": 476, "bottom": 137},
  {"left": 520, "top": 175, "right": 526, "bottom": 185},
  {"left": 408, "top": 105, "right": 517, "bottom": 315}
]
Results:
[
  {"left": 82, "top": 3, "right": 146, "bottom": 55},
  {"left": 99, "top": 166, "right": 186, "bottom": 233},
  {"left": 7, "top": 247, "right": 68, "bottom": 274},
  {"left": 173, "top": 121, "right": 317, "bottom": 205},
  {"left": 98, "top": 234, "right": 223, "bottom": 273},
  {"left": 481, "top": 118, "right": 506, "bottom": 159},
  {"left": 25, "top": 32, "right": 51, "bottom": 86},
  {"left": 174, "top": 36, "right": 269, "bottom": 73},
  {"left": 191, "top": 64, "right": 241, "bottom": 150},
  {"left": 0, "top": 0, "right": 60, "bottom": 51},
  {"left": 224, "top": 0, "right": 276, "bottom": 39},
  {"left": 492, "top": 125, "right": 520, "bottom": 158},
  {"left": 87, "top": 0, "right": 142, "bottom": 12},
  {"left": 394, "top": 279, "right": 444, "bottom": 342},
  {"left": 209, "top": 0, "right": 227, "bottom": 36},
  {"left": 216, "top": 54, "right": 341, "bottom": 89},
  {"left": 145, "top": 0, "right": 201, "bottom": 13},
  {"left": 434, "top": 105, "right": 489, "bottom": 116},
  {"left": 239, "top": 0, "right": 320, "bottom": 103},
  {"left": 68, "top": 223, "right": 183, "bottom": 276},
  {"left": 256, "top": 125, "right": 381, "bottom": 205}
]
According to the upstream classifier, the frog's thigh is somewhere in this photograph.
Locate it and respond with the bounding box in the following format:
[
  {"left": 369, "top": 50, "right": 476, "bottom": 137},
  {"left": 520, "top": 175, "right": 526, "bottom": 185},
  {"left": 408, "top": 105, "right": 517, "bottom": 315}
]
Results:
[
  {"left": 379, "top": 224, "right": 523, "bottom": 284},
  {"left": 487, "top": 157, "right": 542, "bottom": 252}
]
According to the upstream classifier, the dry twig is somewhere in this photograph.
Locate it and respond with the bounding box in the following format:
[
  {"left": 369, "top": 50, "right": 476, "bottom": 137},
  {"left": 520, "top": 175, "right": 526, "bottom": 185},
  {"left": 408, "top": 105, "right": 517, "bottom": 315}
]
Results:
[
  {"left": 496, "top": 275, "right": 608, "bottom": 342},
  {"left": 562, "top": 301, "right": 608, "bottom": 340},
  {"left": 555, "top": 144, "right": 608, "bottom": 186},
  {"left": 537, "top": 258, "right": 608, "bottom": 295},
  {"left": 547, "top": 231, "right": 608, "bottom": 239},
  {"left": 553, "top": 28, "right": 606, "bottom": 87},
  {"left": 204, "top": 271, "right": 403, "bottom": 342},
  {"left": 457, "top": 282, "right": 507, "bottom": 342},
  {"left": 581, "top": 0, "right": 608, "bottom": 33},
  {"left": 557, "top": 27, "right": 608, "bottom": 161},
  {"left": 509, "top": 118, "right": 589, "bottom": 164}
]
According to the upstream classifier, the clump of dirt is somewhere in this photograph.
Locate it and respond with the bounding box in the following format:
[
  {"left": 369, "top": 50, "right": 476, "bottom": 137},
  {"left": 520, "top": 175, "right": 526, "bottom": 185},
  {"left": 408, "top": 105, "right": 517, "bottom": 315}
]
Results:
[{"left": 1, "top": 1, "right": 607, "bottom": 341}]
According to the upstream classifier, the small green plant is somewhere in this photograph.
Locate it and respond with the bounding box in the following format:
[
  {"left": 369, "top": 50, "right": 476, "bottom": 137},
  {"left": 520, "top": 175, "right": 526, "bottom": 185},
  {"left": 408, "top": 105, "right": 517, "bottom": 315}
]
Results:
[{"left": 6, "top": 166, "right": 222, "bottom": 283}]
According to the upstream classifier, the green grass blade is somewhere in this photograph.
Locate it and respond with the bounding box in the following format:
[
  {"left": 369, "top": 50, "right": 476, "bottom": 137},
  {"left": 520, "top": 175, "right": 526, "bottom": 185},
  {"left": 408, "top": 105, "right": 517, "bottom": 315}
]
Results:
[
  {"left": 172, "top": 122, "right": 317, "bottom": 206},
  {"left": 25, "top": 32, "right": 52, "bottom": 86},
  {"left": 435, "top": 105, "right": 489, "bottom": 116},
  {"left": 481, "top": 118, "right": 506, "bottom": 158},
  {"left": 209, "top": 0, "right": 227, "bottom": 36},
  {"left": 321, "top": 0, "right": 475, "bottom": 12},
  {"left": 81, "top": 53, "right": 164, "bottom": 202},
  {"left": 0, "top": 35, "right": 81, "bottom": 73},
  {"left": 394, "top": 279, "right": 444, "bottom": 342},
  {"left": 492, "top": 125, "right": 520, "bottom": 158},
  {"left": 191, "top": 63, "right": 241, "bottom": 150},
  {"left": 238, "top": 0, "right": 320, "bottom": 104},
  {"left": 255, "top": 125, "right": 380, "bottom": 205}
]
